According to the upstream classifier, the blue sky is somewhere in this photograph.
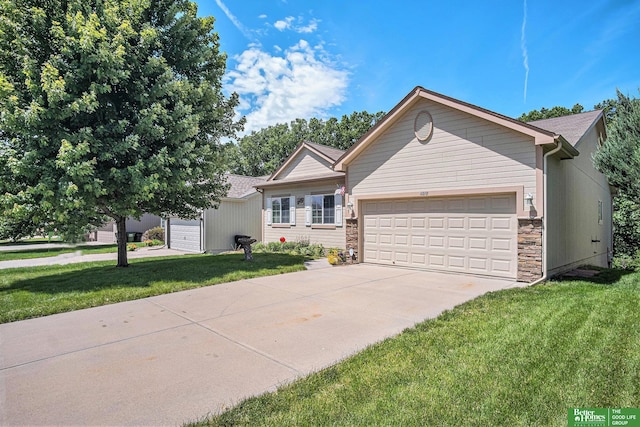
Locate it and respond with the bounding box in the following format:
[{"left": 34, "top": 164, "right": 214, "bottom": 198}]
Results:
[{"left": 196, "top": 0, "right": 640, "bottom": 134}]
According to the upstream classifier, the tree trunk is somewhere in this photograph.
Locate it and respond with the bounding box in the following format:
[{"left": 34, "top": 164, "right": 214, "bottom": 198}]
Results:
[{"left": 116, "top": 216, "right": 129, "bottom": 268}]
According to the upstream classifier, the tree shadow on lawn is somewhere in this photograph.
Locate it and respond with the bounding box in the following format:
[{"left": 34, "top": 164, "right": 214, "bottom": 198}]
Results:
[
  {"left": 555, "top": 266, "right": 636, "bottom": 285},
  {"left": 4, "top": 253, "right": 307, "bottom": 295}
]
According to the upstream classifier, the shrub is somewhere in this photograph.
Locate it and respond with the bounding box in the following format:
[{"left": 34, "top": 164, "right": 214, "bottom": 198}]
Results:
[
  {"left": 127, "top": 243, "right": 137, "bottom": 251},
  {"left": 142, "top": 226, "right": 164, "bottom": 242},
  {"left": 613, "top": 251, "right": 640, "bottom": 270},
  {"left": 253, "top": 237, "right": 325, "bottom": 258}
]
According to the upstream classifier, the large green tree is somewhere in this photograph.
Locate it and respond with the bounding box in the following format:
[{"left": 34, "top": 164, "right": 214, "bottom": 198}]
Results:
[
  {"left": 226, "top": 110, "right": 385, "bottom": 176},
  {"left": 593, "top": 90, "right": 640, "bottom": 201},
  {"left": 0, "top": 0, "right": 243, "bottom": 266},
  {"left": 517, "top": 104, "right": 584, "bottom": 122}
]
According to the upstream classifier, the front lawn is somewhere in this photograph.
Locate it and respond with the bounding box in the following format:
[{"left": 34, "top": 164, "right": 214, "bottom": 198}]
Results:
[
  {"left": 193, "top": 269, "right": 640, "bottom": 426},
  {"left": 0, "top": 243, "right": 130, "bottom": 261},
  {"left": 0, "top": 253, "right": 306, "bottom": 323}
]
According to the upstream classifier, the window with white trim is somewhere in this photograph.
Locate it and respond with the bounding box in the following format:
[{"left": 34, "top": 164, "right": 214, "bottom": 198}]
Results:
[
  {"left": 272, "top": 197, "right": 290, "bottom": 224},
  {"left": 312, "top": 195, "right": 334, "bottom": 224},
  {"left": 304, "top": 193, "right": 343, "bottom": 227},
  {"left": 266, "top": 196, "right": 296, "bottom": 225}
]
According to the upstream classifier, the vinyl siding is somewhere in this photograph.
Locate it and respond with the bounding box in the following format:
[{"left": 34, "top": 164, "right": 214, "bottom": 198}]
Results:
[
  {"left": 277, "top": 149, "right": 334, "bottom": 180},
  {"left": 263, "top": 182, "right": 346, "bottom": 249},
  {"left": 546, "top": 123, "right": 612, "bottom": 274},
  {"left": 348, "top": 99, "right": 537, "bottom": 206},
  {"left": 95, "top": 214, "right": 161, "bottom": 242},
  {"left": 203, "top": 195, "right": 263, "bottom": 252}
]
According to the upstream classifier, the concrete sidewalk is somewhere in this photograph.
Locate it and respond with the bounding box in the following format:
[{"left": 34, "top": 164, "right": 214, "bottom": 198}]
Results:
[
  {"left": 0, "top": 265, "right": 523, "bottom": 426},
  {"left": 0, "top": 246, "right": 187, "bottom": 269}
]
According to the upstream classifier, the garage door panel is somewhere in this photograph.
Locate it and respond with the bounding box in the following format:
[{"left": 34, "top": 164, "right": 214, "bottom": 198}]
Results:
[
  {"left": 469, "top": 238, "right": 487, "bottom": 249},
  {"left": 363, "top": 195, "right": 517, "bottom": 279},
  {"left": 447, "top": 217, "right": 465, "bottom": 229},
  {"left": 491, "top": 238, "right": 512, "bottom": 251},
  {"left": 429, "top": 217, "right": 445, "bottom": 229},
  {"left": 469, "top": 217, "right": 488, "bottom": 229},
  {"left": 491, "top": 217, "right": 513, "bottom": 230},
  {"left": 448, "top": 236, "right": 465, "bottom": 249}
]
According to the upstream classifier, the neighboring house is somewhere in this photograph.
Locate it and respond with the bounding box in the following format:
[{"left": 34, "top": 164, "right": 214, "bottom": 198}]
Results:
[
  {"left": 167, "top": 174, "right": 266, "bottom": 253},
  {"left": 93, "top": 214, "right": 162, "bottom": 243},
  {"left": 257, "top": 86, "right": 613, "bottom": 282}
]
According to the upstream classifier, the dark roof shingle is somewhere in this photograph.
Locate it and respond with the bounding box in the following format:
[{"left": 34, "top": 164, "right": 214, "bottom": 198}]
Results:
[
  {"left": 527, "top": 110, "right": 603, "bottom": 146},
  {"left": 225, "top": 174, "right": 267, "bottom": 198}
]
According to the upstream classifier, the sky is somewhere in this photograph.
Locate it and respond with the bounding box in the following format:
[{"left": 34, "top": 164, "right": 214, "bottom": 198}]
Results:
[{"left": 196, "top": 0, "right": 640, "bottom": 135}]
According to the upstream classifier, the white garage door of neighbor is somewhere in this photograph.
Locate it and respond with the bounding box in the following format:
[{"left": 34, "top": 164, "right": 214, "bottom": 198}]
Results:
[
  {"left": 363, "top": 195, "right": 518, "bottom": 279},
  {"left": 170, "top": 219, "right": 202, "bottom": 252}
]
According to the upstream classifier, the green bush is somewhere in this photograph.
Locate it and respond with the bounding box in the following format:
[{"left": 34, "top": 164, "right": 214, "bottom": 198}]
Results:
[
  {"left": 142, "top": 226, "right": 164, "bottom": 242},
  {"left": 253, "top": 238, "right": 326, "bottom": 258},
  {"left": 613, "top": 251, "right": 640, "bottom": 270}
]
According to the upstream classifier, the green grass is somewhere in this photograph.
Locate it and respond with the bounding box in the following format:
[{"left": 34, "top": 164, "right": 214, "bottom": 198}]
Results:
[
  {"left": 0, "top": 237, "right": 63, "bottom": 246},
  {"left": 0, "top": 253, "right": 306, "bottom": 323},
  {"left": 0, "top": 243, "right": 145, "bottom": 261},
  {"left": 193, "top": 269, "right": 640, "bottom": 427}
]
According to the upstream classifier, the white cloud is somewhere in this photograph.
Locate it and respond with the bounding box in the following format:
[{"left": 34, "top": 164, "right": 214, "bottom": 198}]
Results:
[
  {"left": 258, "top": 14, "right": 267, "bottom": 19},
  {"left": 273, "top": 16, "right": 320, "bottom": 34},
  {"left": 274, "top": 16, "right": 294, "bottom": 31},
  {"left": 226, "top": 40, "right": 350, "bottom": 134}
]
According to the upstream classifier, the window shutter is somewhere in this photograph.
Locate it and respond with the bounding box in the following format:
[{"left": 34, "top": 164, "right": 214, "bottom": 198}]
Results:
[
  {"left": 289, "top": 196, "right": 296, "bottom": 225},
  {"left": 305, "top": 195, "right": 312, "bottom": 226},
  {"left": 266, "top": 197, "right": 272, "bottom": 226},
  {"left": 335, "top": 194, "right": 343, "bottom": 227}
]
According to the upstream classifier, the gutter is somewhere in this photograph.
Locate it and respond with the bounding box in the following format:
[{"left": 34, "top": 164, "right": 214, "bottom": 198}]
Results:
[{"left": 530, "top": 138, "right": 563, "bottom": 286}]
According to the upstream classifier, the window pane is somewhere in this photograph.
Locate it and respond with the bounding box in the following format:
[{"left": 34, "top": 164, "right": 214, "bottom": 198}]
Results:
[
  {"left": 282, "top": 197, "right": 290, "bottom": 223},
  {"left": 312, "top": 195, "right": 323, "bottom": 224},
  {"left": 323, "top": 195, "right": 335, "bottom": 224},
  {"left": 272, "top": 199, "right": 281, "bottom": 223}
]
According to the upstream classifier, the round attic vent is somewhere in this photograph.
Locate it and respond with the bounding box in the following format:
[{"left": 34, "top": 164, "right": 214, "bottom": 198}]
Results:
[{"left": 414, "top": 110, "right": 433, "bottom": 142}]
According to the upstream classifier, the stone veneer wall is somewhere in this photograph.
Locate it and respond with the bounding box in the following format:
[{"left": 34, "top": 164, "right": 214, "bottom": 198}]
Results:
[
  {"left": 518, "top": 219, "right": 543, "bottom": 282},
  {"left": 346, "top": 218, "right": 358, "bottom": 262}
]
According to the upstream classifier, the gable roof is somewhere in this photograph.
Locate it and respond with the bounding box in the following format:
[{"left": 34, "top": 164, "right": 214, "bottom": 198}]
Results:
[
  {"left": 267, "top": 141, "right": 345, "bottom": 182},
  {"left": 527, "top": 110, "right": 604, "bottom": 146},
  {"left": 334, "top": 86, "right": 578, "bottom": 170},
  {"left": 304, "top": 141, "right": 345, "bottom": 162},
  {"left": 225, "top": 174, "right": 267, "bottom": 198}
]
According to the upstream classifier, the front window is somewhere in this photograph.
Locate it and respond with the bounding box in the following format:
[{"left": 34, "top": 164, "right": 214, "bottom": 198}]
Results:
[
  {"left": 312, "top": 195, "right": 335, "bottom": 224},
  {"left": 272, "top": 197, "right": 290, "bottom": 224}
]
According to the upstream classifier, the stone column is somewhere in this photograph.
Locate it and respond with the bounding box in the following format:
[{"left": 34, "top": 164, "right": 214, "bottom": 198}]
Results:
[
  {"left": 518, "top": 219, "right": 543, "bottom": 282},
  {"left": 346, "top": 218, "right": 358, "bottom": 263}
]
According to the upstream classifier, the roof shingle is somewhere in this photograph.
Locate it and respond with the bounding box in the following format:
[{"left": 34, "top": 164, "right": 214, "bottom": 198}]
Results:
[
  {"left": 225, "top": 174, "right": 267, "bottom": 198},
  {"left": 527, "top": 110, "right": 603, "bottom": 146}
]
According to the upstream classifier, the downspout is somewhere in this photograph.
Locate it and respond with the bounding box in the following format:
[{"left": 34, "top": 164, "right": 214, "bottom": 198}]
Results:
[
  {"left": 201, "top": 210, "right": 205, "bottom": 253},
  {"left": 530, "top": 138, "right": 563, "bottom": 285}
]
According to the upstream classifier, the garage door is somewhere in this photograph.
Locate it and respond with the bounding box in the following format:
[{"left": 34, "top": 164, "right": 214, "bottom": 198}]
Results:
[
  {"left": 169, "top": 219, "right": 202, "bottom": 252},
  {"left": 363, "top": 195, "right": 517, "bottom": 278}
]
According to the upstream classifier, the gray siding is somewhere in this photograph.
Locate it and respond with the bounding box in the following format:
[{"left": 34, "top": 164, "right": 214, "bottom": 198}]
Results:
[
  {"left": 546, "top": 124, "right": 612, "bottom": 274},
  {"left": 263, "top": 182, "right": 346, "bottom": 249},
  {"left": 348, "top": 99, "right": 537, "bottom": 207}
]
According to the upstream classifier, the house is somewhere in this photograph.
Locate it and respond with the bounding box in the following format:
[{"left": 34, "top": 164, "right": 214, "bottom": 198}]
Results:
[
  {"left": 257, "top": 86, "right": 612, "bottom": 282},
  {"left": 93, "top": 214, "right": 162, "bottom": 243},
  {"left": 167, "top": 174, "right": 266, "bottom": 253}
]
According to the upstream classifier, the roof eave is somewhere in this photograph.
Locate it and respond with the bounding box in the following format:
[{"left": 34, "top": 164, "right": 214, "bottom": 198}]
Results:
[{"left": 256, "top": 173, "right": 345, "bottom": 189}]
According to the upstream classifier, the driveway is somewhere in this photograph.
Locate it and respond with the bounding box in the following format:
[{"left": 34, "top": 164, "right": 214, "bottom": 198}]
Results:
[{"left": 0, "top": 263, "right": 524, "bottom": 426}]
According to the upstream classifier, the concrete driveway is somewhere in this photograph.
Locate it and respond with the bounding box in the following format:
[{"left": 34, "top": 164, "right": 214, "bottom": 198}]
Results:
[{"left": 0, "top": 263, "right": 523, "bottom": 426}]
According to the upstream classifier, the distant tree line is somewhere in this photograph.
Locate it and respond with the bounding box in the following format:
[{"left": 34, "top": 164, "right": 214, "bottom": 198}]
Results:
[{"left": 224, "top": 111, "right": 386, "bottom": 177}]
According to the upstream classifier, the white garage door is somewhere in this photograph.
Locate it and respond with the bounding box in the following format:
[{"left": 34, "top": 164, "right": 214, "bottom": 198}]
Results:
[
  {"left": 363, "top": 195, "right": 517, "bottom": 279},
  {"left": 169, "top": 219, "right": 202, "bottom": 252}
]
